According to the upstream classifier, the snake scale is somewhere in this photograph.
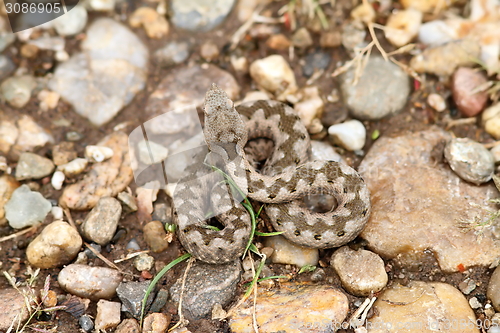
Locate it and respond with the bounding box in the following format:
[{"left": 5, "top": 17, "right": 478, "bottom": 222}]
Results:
[{"left": 172, "top": 84, "right": 371, "bottom": 264}]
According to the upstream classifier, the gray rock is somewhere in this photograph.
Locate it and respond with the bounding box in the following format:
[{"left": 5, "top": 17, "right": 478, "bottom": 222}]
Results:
[
  {"left": 80, "top": 197, "right": 122, "bottom": 245},
  {"left": 444, "top": 137, "right": 494, "bottom": 185},
  {"left": 0, "top": 75, "right": 37, "bottom": 108},
  {"left": 170, "top": 260, "right": 242, "bottom": 320},
  {"left": 116, "top": 281, "right": 155, "bottom": 318},
  {"left": 15, "top": 152, "right": 55, "bottom": 180},
  {"left": 0, "top": 55, "right": 15, "bottom": 81},
  {"left": 58, "top": 264, "right": 122, "bottom": 300},
  {"left": 171, "top": 0, "right": 235, "bottom": 32},
  {"left": 340, "top": 56, "right": 410, "bottom": 120},
  {"left": 149, "top": 289, "right": 169, "bottom": 313},
  {"left": 153, "top": 41, "right": 191, "bottom": 67},
  {"left": 0, "top": 32, "right": 15, "bottom": 53},
  {"left": 79, "top": 314, "right": 94, "bottom": 333},
  {"left": 5, "top": 185, "right": 52, "bottom": 229},
  {"left": 303, "top": 51, "right": 331, "bottom": 77},
  {"left": 49, "top": 18, "right": 148, "bottom": 126},
  {"left": 53, "top": 5, "right": 88, "bottom": 36}
]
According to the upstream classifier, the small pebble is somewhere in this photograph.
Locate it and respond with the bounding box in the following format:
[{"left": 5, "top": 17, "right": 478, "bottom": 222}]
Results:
[
  {"left": 427, "top": 93, "right": 446, "bottom": 112},
  {"left": 80, "top": 197, "right": 122, "bottom": 245},
  {"left": 310, "top": 268, "right": 326, "bottom": 282},
  {"left": 487, "top": 265, "right": 500, "bottom": 311},
  {"left": 249, "top": 55, "right": 297, "bottom": 100},
  {"left": 328, "top": 120, "right": 366, "bottom": 151},
  {"left": 444, "top": 138, "right": 494, "bottom": 185},
  {"left": 341, "top": 21, "right": 366, "bottom": 52},
  {"left": 266, "top": 34, "right": 291, "bottom": 50},
  {"left": 51, "top": 206, "right": 64, "bottom": 220},
  {"left": 58, "top": 158, "right": 88, "bottom": 177},
  {"left": 127, "top": 238, "right": 141, "bottom": 251},
  {"left": 458, "top": 278, "right": 477, "bottom": 295},
  {"left": 20, "top": 44, "right": 39, "bottom": 58},
  {"left": 116, "top": 280, "right": 155, "bottom": 318},
  {"left": 95, "top": 300, "right": 121, "bottom": 331},
  {"left": 85, "top": 145, "right": 114, "bottom": 163},
  {"left": 138, "top": 140, "right": 169, "bottom": 165},
  {"left": 303, "top": 51, "right": 331, "bottom": 78},
  {"left": 37, "top": 90, "right": 60, "bottom": 111},
  {"left": 320, "top": 31, "right": 342, "bottom": 48},
  {"left": 483, "top": 103, "right": 500, "bottom": 139},
  {"left": 51, "top": 170, "right": 65, "bottom": 190},
  {"left": 153, "top": 41, "right": 191, "bottom": 68},
  {"left": 0, "top": 55, "right": 16, "bottom": 81},
  {"left": 143, "top": 313, "right": 171, "bottom": 333},
  {"left": 0, "top": 75, "right": 37, "bottom": 108},
  {"left": 295, "top": 86, "right": 324, "bottom": 128},
  {"left": 291, "top": 27, "right": 313, "bottom": 48},
  {"left": 134, "top": 253, "right": 155, "bottom": 272},
  {"left": 115, "top": 318, "right": 140, "bottom": 333},
  {"left": 5, "top": 185, "right": 52, "bottom": 229},
  {"left": 88, "top": 0, "right": 116, "bottom": 11},
  {"left": 15, "top": 152, "right": 55, "bottom": 180},
  {"left": 469, "top": 297, "right": 482, "bottom": 309},
  {"left": 79, "top": 314, "right": 94, "bottom": 333},
  {"left": 452, "top": 67, "right": 489, "bottom": 117},
  {"left": 418, "top": 20, "right": 457, "bottom": 46},
  {"left": 384, "top": 8, "right": 422, "bottom": 47},
  {"left": 117, "top": 191, "right": 138, "bottom": 212},
  {"left": 58, "top": 264, "right": 122, "bottom": 300},
  {"left": 200, "top": 41, "right": 219, "bottom": 62},
  {"left": 26, "top": 220, "right": 82, "bottom": 268},
  {"left": 129, "top": 7, "right": 169, "bottom": 39},
  {"left": 170, "top": 0, "right": 235, "bottom": 32},
  {"left": 149, "top": 289, "right": 169, "bottom": 313},
  {"left": 66, "top": 131, "right": 83, "bottom": 141},
  {"left": 490, "top": 145, "right": 500, "bottom": 163},
  {"left": 53, "top": 5, "right": 88, "bottom": 36},
  {"left": 310, "top": 141, "right": 342, "bottom": 162},
  {"left": 143, "top": 220, "right": 170, "bottom": 252},
  {"left": 264, "top": 235, "right": 319, "bottom": 267}
]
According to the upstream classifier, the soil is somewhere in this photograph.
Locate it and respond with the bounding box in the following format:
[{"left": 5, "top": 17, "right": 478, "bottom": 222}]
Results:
[{"left": 0, "top": 0, "right": 496, "bottom": 332}]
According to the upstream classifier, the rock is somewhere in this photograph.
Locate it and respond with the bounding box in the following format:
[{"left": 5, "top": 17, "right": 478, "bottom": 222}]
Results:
[
  {"left": 79, "top": 315, "right": 94, "bottom": 332},
  {"left": 0, "top": 31, "right": 15, "bottom": 53},
  {"left": 229, "top": 284, "right": 348, "bottom": 333},
  {"left": 26, "top": 221, "right": 82, "bottom": 268},
  {"left": 0, "top": 119, "right": 18, "bottom": 154},
  {"left": 58, "top": 158, "right": 88, "bottom": 177},
  {"left": 368, "top": 281, "right": 478, "bottom": 333},
  {"left": 171, "top": 0, "right": 235, "bottom": 32},
  {"left": 49, "top": 18, "right": 148, "bottom": 126},
  {"left": 0, "top": 55, "right": 15, "bottom": 81},
  {"left": 384, "top": 8, "right": 422, "bottom": 47},
  {"left": 143, "top": 220, "right": 170, "bottom": 252},
  {"left": 328, "top": 120, "right": 366, "bottom": 151},
  {"left": 0, "top": 175, "right": 19, "bottom": 225},
  {"left": 483, "top": 103, "right": 500, "bottom": 139},
  {"left": 0, "top": 288, "right": 30, "bottom": 331},
  {"left": 15, "top": 152, "right": 55, "bottom": 180},
  {"left": 143, "top": 313, "right": 171, "bottom": 333},
  {"left": 340, "top": 56, "right": 410, "bottom": 120},
  {"left": 153, "top": 41, "right": 191, "bottom": 67},
  {"left": 330, "top": 246, "right": 388, "bottom": 296},
  {"left": 52, "top": 142, "right": 77, "bottom": 166},
  {"left": 0, "top": 75, "right": 37, "bottom": 108},
  {"left": 427, "top": 93, "right": 446, "bottom": 112},
  {"left": 134, "top": 253, "right": 154, "bottom": 271},
  {"left": 138, "top": 140, "right": 169, "bottom": 165},
  {"left": 401, "top": 0, "right": 456, "bottom": 12},
  {"left": 116, "top": 281, "right": 155, "bottom": 318},
  {"left": 320, "top": 31, "right": 342, "bottom": 48},
  {"left": 263, "top": 235, "right": 319, "bottom": 267},
  {"left": 303, "top": 51, "right": 331, "bottom": 78},
  {"left": 410, "top": 38, "right": 481, "bottom": 77},
  {"left": 291, "top": 27, "right": 313, "bottom": 48},
  {"left": 115, "top": 318, "right": 140, "bottom": 333},
  {"left": 310, "top": 141, "right": 342, "bottom": 162},
  {"left": 444, "top": 138, "right": 494, "bottom": 185},
  {"left": 58, "top": 264, "right": 122, "bottom": 300},
  {"left": 266, "top": 34, "right": 291, "bottom": 50},
  {"left": 5, "top": 185, "right": 52, "bottom": 229},
  {"left": 95, "top": 300, "right": 121, "bottom": 331},
  {"left": 117, "top": 191, "right": 138, "bottom": 213},
  {"left": 351, "top": 2, "right": 375, "bottom": 24},
  {"left": 149, "top": 289, "right": 169, "bottom": 313},
  {"left": 27, "top": 36, "right": 65, "bottom": 52},
  {"left": 487, "top": 265, "right": 500, "bottom": 311},
  {"left": 13, "top": 115, "right": 54, "bottom": 154},
  {"left": 359, "top": 128, "right": 500, "bottom": 272},
  {"left": 129, "top": 7, "right": 169, "bottom": 39},
  {"left": 60, "top": 132, "right": 133, "bottom": 210},
  {"left": 200, "top": 40, "right": 219, "bottom": 62},
  {"left": 88, "top": 0, "right": 115, "bottom": 11},
  {"left": 418, "top": 20, "right": 457, "bottom": 46},
  {"left": 80, "top": 197, "right": 122, "bottom": 245},
  {"left": 170, "top": 260, "right": 242, "bottom": 320},
  {"left": 250, "top": 55, "right": 297, "bottom": 100},
  {"left": 294, "top": 86, "right": 324, "bottom": 129},
  {"left": 51, "top": 170, "right": 65, "bottom": 190},
  {"left": 341, "top": 21, "right": 366, "bottom": 52},
  {"left": 37, "top": 90, "right": 60, "bottom": 111},
  {"left": 452, "top": 67, "right": 489, "bottom": 117},
  {"left": 85, "top": 145, "right": 114, "bottom": 163},
  {"left": 53, "top": 5, "right": 87, "bottom": 36}
]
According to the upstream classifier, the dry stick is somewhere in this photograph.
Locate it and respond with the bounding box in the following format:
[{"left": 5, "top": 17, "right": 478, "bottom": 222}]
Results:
[
  {"left": 249, "top": 255, "right": 259, "bottom": 333},
  {"left": 0, "top": 224, "right": 39, "bottom": 243},
  {"left": 84, "top": 242, "right": 123, "bottom": 273},
  {"left": 63, "top": 208, "right": 77, "bottom": 230},
  {"left": 170, "top": 256, "right": 195, "bottom": 331}
]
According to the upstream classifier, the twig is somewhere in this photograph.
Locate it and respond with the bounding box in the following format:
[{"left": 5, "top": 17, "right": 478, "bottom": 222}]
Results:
[
  {"left": 84, "top": 242, "right": 124, "bottom": 273},
  {"left": 170, "top": 256, "right": 195, "bottom": 331},
  {"left": 0, "top": 224, "right": 39, "bottom": 243},
  {"left": 63, "top": 208, "right": 77, "bottom": 230}
]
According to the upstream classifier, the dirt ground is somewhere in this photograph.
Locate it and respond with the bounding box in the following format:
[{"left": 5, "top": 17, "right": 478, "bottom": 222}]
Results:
[{"left": 0, "top": 0, "right": 496, "bottom": 332}]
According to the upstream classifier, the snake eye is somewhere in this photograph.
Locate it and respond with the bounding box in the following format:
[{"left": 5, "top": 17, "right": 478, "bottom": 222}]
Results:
[
  {"left": 314, "top": 234, "right": 322, "bottom": 240},
  {"left": 343, "top": 188, "right": 348, "bottom": 193},
  {"left": 337, "top": 230, "right": 345, "bottom": 237},
  {"left": 294, "top": 229, "right": 301, "bottom": 236},
  {"left": 276, "top": 218, "right": 282, "bottom": 226},
  {"left": 362, "top": 209, "right": 368, "bottom": 216}
]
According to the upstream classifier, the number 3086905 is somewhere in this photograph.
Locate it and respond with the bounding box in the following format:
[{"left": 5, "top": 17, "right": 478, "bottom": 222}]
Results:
[{"left": 5, "top": 2, "right": 61, "bottom": 14}]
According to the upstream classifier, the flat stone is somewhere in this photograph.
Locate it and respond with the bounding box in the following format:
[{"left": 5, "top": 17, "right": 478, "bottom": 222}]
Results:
[
  {"left": 359, "top": 128, "right": 500, "bottom": 272},
  {"left": 5, "top": 184, "right": 52, "bottom": 229},
  {"left": 80, "top": 197, "right": 122, "bottom": 245},
  {"left": 58, "top": 264, "right": 122, "bottom": 300},
  {"left": 171, "top": 0, "right": 235, "bottom": 32},
  {"left": 264, "top": 235, "right": 319, "bottom": 268},
  {"left": 170, "top": 260, "right": 242, "bottom": 320},
  {"left": 116, "top": 281, "right": 155, "bottom": 318},
  {"left": 0, "top": 288, "right": 30, "bottom": 331},
  {"left": 0, "top": 174, "right": 19, "bottom": 225},
  {"left": 26, "top": 220, "right": 83, "bottom": 268},
  {"left": 95, "top": 300, "right": 121, "bottom": 331},
  {"left": 15, "top": 152, "right": 55, "bottom": 180},
  {"left": 367, "top": 281, "right": 479, "bottom": 333},
  {"left": 250, "top": 55, "right": 297, "bottom": 100},
  {"left": 340, "top": 56, "right": 410, "bottom": 120},
  {"left": 229, "top": 284, "right": 348, "bottom": 333}
]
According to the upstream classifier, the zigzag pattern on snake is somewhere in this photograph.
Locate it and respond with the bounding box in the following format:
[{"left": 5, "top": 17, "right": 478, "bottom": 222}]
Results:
[{"left": 172, "top": 84, "right": 371, "bottom": 264}]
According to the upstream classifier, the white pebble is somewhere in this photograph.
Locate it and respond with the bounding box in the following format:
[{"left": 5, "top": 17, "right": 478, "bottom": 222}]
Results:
[
  {"left": 88, "top": 0, "right": 116, "bottom": 11},
  {"left": 51, "top": 170, "right": 65, "bottom": 190},
  {"left": 482, "top": 103, "right": 500, "bottom": 139},
  {"left": 249, "top": 55, "right": 297, "bottom": 100},
  {"left": 58, "top": 158, "right": 88, "bottom": 177},
  {"left": 418, "top": 20, "right": 457, "bottom": 46},
  {"left": 51, "top": 206, "right": 64, "bottom": 220},
  {"left": 85, "top": 145, "right": 114, "bottom": 163},
  {"left": 385, "top": 8, "right": 422, "bottom": 47},
  {"left": 427, "top": 93, "right": 446, "bottom": 112},
  {"left": 328, "top": 120, "right": 366, "bottom": 151},
  {"left": 53, "top": 5, "right": 88, "bottom": 36}
]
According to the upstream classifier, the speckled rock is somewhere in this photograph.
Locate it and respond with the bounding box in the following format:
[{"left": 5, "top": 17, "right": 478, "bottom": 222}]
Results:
[
  {"left": 171, "top": 0, "right": 235, "bottom": 32},
  {"left": 15, "top": 152, "right": 55, "bottom": 180},
  {"left": 143, "top": 220, "right": 170, "bottom": 252},
  {"left": 359, "top": 128, "right": 500, "bottom": 272},
  {"left": 58, "top": 264, "right": 122, "bottom": 300},
  {"left": 263, "top": 235, "right": 319, "bottom": 268},
  {"left": 95, "top": 300, "right": 121, "bottom": 331},
  {"left": 340, "top": 56, "right": 410, "bottom": 120},
  {"left": 331, "top": 246, "right": 388, "bottom": 296},
  {"left": 80, "top": 197, "right": 121, "bottom": 245},
  {"left": 5, "top": 185, "right": 52, "bottom": 229},
  {"left": 116, "top": 281, "right": 155, "bottom": 318},
  {"left": 368, "top": 281, "right": 479, "bottom": 333},
  {"left": 444, "top": 138, "right": 494, "bottom": 185},
  {"left": 59, "top": 132, "right": 133, "bottom": 210},
  {"left": 0, "top": 288, "right": 30, "bottom": 331},
  {"left": 229, "top": 284, "right": 349, "bottom": 333},
  {"left": 26, "top": 221, "right": 82, "bottom": 268},
  {"left": 170, "top": 260, "right": 242, "bottom": 320}
]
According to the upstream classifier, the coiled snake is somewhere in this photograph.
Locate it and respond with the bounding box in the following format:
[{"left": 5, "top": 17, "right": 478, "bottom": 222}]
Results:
[{"left": 172, "top": 84, "right": 371, "bottom": 264}]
